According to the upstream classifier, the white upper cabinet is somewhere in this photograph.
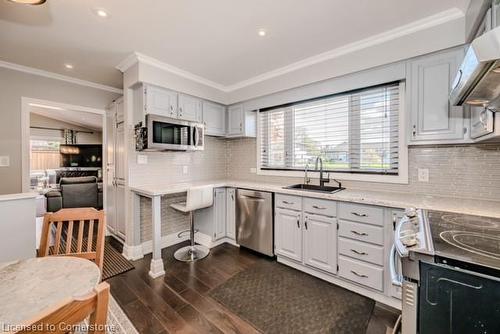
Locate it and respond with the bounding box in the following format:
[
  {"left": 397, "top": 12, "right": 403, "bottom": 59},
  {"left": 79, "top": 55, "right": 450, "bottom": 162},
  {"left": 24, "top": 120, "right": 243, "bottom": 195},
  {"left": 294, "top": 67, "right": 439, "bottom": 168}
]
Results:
[
  {"left": 227, "top": 104, "right": 256, "bottom": 138},
  {"left": 408, "top": 47, "right": 468, "bottom": 144},
  {"left": 178, "top": 93, "right": 202, "bottom": 122},
  {"left": 144, "top": 84, "right": 178, "bottom": 119},
  {"left": 203, "top": 101, "right": 226, "bottom": 136}
]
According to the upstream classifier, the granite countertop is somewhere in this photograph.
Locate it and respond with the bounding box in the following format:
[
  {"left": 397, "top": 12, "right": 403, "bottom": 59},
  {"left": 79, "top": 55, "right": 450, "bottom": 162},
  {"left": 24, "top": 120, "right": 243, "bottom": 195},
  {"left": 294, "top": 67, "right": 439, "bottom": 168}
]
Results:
[
  {"left": 129, "top": 179, "right": 500, "bottom": 219},
  {"left": 0, "top": 192, "right": 38, "bottom": 202}
]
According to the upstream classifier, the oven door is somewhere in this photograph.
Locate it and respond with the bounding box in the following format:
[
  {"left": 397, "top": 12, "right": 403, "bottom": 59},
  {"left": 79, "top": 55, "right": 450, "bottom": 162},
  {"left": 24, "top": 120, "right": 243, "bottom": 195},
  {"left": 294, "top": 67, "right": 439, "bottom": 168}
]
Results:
[
  {"left": 419, "top": 261, "right": 500, "bottom": 334},
  {"left": 147, "top": 115, "right": 194, "bottom": 150},
  {"left": 470, "top": 106, "right": 494, "bottom": 139}
]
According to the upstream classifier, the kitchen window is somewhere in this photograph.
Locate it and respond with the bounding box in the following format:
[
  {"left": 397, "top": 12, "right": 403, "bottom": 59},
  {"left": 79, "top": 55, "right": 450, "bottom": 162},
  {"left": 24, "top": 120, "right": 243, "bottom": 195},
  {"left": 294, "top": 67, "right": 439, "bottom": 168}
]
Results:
[{"left": 258, "top": 82, "right": 408, "bottom": 183}]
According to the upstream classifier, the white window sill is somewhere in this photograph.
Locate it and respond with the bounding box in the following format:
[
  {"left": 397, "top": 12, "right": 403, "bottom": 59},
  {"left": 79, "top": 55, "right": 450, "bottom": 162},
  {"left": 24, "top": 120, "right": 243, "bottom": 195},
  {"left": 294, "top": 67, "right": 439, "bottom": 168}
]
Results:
[{"left": 257, "top": 168, "right": 409, "bottom": 184}]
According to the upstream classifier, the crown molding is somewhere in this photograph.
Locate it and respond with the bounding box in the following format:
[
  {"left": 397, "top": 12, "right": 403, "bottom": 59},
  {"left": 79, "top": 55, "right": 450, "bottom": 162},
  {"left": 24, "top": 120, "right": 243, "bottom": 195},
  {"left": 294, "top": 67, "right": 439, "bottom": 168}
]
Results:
[
  {"left": 116, "top": 8, "right": 464, "bottom": 94},
  {"left": 0, "top": 60, "right": 123, "bottom": 94},
  {"left": 116, "top": 52, "right": 228, "bottom": 91}
]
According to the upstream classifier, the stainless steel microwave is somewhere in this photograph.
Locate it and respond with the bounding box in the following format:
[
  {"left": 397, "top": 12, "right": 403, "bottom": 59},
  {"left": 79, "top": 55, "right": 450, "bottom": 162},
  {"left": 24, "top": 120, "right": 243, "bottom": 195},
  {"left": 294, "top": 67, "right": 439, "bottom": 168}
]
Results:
[{"left": 135, "top": 115, "right": 204, "bottom": 151}]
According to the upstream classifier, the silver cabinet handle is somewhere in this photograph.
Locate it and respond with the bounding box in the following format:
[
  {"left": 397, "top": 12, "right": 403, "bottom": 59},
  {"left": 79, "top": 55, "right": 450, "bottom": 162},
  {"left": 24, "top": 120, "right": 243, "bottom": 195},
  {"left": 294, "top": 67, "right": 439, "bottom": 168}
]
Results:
[
  {"left": 312, "top": 205, "right": 326, "bottom": 210},
  {"left": 350, "top": 249, "right": 368, "bottom": 256},
  {"left": 351, "top": 270, "right": 368, "bottom": 278},
  {"left": 296, "top": 215, "right": 300, "bottom": 229},
  {"left": 350, "top": 230, "right": 368, "bottom": 236},
  {"left": 351, "top": 212, "right": 367, "bottom": 217},
  {"left": 283, "top": 200, "right": 294, "bottom": 205},
  {"left": 304, "top": 216, "right": 308, "bottom": 230}
]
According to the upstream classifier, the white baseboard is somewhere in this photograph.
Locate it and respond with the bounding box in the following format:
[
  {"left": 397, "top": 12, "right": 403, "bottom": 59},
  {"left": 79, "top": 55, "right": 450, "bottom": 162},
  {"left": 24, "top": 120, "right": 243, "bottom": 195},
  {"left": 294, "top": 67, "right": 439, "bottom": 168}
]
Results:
[
  {"left": 138, "top": 232, "right": 238, "bottom": 257},
  {"left": 277, "top": 256, "right": 402, "bottom": 311}
]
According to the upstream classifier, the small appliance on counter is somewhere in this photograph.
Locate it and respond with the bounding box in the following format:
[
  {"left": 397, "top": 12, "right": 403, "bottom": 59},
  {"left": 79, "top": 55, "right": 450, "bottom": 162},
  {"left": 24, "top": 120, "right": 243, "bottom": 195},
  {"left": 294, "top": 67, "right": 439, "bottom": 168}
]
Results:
[
  {"left": 391, "top": 208, "right": 500, "bottom": 334},
  {"left": 135, "top": 114, "right": 204, "bottom": 151}
]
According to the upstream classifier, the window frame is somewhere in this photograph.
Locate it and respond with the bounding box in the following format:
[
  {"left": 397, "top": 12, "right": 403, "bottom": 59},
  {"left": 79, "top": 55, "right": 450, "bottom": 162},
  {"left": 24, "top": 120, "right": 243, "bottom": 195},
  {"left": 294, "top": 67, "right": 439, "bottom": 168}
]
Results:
[{"left": 256, "top": 82, "right": 408, "bottom": 184}]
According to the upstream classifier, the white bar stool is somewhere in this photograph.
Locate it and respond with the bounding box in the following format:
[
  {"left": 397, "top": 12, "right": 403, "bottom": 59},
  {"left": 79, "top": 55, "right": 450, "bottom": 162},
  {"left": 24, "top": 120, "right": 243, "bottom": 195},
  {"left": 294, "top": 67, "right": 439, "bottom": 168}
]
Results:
[{"left": 170, "top": 185, "right": 214, "bottom": 262}]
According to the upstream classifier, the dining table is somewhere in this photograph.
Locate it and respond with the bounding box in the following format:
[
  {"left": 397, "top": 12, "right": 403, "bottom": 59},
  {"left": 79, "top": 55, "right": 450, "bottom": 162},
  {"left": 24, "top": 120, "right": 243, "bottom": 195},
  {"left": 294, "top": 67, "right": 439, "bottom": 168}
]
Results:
[{"left": 0, "top": 256, "right": 101, "bottom": 333}]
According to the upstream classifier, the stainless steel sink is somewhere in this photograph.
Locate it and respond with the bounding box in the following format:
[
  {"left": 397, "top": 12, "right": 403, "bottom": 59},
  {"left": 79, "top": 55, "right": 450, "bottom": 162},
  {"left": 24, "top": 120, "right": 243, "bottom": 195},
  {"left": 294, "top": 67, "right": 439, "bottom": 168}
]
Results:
[{"left": 284, "top": 183, "right": 345, "bottom": 194}]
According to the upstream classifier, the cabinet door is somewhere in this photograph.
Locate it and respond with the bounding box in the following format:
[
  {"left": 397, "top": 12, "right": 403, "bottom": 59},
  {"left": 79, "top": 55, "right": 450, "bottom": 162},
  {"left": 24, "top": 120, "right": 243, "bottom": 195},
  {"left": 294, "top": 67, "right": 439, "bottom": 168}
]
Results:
[
  {"left": 145, "top": 85, "right": 178, "bottom": 118},
  {"left": 203, "top": 101, "right": 226, "bottom": 136},
  {"left": 227, "top": 104, "right": 244, "bottom": 136},
  {"left": 115, "top": 183, "right": 126, "bottom": 239},
  {"left": 303, "top": 214, "right": 337, "bottom": 273},
  {"left": 409, "top": 48, "right": 465, "bottom": 143},
  {"left": 226, "top": 188, "right": 236, "bottom": 239},
  {"left": 179, "top": 94, "right": 202, "bottom": 122},
  {"left": 275, "top": 208, "right": 302, "bottom": 262},
  {"left": 115, "top": 122, "right": 125, "bottom": 181},
  {"left": 105, "top": 107, "right": 116, "bottom": 232},
  {"left": 214, "top": 188, "right": 226, "bottom": 240}
]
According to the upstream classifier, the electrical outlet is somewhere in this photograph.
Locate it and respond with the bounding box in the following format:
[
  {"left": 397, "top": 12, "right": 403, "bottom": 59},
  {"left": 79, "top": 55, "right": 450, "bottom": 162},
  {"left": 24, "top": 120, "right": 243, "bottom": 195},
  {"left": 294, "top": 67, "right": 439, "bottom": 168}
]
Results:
[
  {"left": 250, "top": 167, "right": 257, "bottom": 174},
  {"left": 183, "top": 165, "right": 189, "bottom": 175},
  {"left": 137, "top": 154, "right": 148, "bottom": 165},
  {"left": 0, "top": 156, "right": 10, "bottom": 167},
  {"left": 418, "top": 168, "right": 429, "bottom": 182}
]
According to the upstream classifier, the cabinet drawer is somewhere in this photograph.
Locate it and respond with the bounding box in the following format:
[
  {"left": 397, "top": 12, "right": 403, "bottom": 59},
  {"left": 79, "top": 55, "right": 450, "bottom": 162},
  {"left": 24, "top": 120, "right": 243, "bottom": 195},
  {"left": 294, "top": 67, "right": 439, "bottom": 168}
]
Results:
[
  {"left": 338, "top": 203, "right": 384, "bottom": 226},
  {"left": 338, "top": 237, "right": 384, "bottom": 266},
  {"left": 338, "top": 256, "right": 384, "bottom": 291},
  {"left": 303, "top": 198, "right": 336, "bottom": 217},
  {"left": 276, "top": 194, "right": 302, "bottom": 211},
  {"left": 338, "top": 220, "right": 384, "bottom": 245}
]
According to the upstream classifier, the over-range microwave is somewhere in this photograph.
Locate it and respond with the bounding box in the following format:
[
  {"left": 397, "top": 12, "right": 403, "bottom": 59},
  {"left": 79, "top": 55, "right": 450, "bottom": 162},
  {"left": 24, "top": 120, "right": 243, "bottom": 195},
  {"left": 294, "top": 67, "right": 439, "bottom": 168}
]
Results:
[{"left": 135, "top": 115, "right": 204, "bottom": 151}]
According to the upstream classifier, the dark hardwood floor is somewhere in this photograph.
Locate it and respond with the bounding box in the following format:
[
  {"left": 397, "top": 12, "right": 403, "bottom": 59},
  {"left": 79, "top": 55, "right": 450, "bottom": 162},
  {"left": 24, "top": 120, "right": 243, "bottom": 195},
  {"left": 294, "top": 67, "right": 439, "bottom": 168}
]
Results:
[{"left": 107, "top": 241, "right": 399, "bottom": 334}]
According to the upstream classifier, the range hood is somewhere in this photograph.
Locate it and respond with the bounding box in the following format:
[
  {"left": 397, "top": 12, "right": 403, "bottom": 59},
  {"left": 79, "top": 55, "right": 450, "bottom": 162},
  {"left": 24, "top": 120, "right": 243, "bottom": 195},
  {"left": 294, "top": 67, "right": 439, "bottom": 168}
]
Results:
[{"left": 450, "top": 26, "right": 500, "bottom": 111}]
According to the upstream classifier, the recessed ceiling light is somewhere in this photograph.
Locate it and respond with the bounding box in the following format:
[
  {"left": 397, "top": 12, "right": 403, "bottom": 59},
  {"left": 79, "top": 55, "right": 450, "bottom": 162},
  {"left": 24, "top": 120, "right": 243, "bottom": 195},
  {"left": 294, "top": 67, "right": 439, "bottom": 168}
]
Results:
[
  {"left": 258, "top": 29, "right": 267, "bottom": 37},
  {"left": 93, "top": 8, "right": 109, "bottom": 18},
  {"left": 7, "top": 0, "right": 46, "bottom": 5},
  {"left": 64, "top": 64, "right": 74, "bottom": 70}
]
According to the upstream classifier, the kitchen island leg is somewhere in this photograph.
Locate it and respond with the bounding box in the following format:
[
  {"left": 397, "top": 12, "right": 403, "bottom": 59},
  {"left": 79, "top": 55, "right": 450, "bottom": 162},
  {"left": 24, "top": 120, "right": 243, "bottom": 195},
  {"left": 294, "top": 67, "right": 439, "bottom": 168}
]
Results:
[{"left": 149, "top": 195, "right": 165, "bottom": 278}]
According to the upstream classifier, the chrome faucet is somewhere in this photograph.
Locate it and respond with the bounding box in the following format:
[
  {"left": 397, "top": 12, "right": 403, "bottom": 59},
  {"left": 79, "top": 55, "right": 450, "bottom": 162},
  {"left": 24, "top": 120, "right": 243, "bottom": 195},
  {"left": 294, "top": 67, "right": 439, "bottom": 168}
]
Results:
[
  {"left": 315, "top": 156, "right": 330, "bottom": 188},
  {"left": 304, "top": 162, "right": 311, "bottom": 185}
]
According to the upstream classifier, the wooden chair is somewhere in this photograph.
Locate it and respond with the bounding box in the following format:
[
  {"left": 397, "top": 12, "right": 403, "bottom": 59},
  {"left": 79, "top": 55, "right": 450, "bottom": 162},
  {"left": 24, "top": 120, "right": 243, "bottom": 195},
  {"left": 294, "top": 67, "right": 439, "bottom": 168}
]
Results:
[
  {"left": 39, "top": 208, "right": 106, "bottom": 272},
  {"left": 18, "top": 282, "right": 110, "bottom": 334}
]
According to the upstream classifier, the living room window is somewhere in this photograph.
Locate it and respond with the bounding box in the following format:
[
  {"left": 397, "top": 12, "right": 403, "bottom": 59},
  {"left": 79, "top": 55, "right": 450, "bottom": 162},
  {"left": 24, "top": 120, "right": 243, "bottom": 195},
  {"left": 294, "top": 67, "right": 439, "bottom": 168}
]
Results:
[{"left": 258, "top": 82, "right": 407, "bottom": 183}]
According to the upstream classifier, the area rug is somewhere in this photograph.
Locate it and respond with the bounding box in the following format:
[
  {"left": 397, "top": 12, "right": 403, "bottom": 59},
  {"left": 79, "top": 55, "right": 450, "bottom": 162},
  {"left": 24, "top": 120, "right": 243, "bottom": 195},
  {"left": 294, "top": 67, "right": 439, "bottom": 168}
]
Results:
[
  {"left": 76, "top": 295, "right": 139, "bottom": 334},
  {"left": 209, "top": 260, "right": 375, "bottom": 334}
]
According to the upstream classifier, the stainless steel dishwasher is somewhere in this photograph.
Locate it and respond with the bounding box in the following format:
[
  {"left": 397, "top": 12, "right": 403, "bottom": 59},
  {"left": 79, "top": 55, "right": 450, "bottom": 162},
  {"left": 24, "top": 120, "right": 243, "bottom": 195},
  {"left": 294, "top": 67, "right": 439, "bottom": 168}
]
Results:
[{"left": 235, "top": 189, "right": 274, "bottom": 256}]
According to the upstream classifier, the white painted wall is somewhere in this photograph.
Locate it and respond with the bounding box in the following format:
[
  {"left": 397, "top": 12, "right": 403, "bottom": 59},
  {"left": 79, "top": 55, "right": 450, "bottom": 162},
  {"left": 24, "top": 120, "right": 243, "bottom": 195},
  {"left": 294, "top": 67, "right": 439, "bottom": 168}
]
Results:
[{"left": 0, "top": 194, "right": 37, "bottom": 262}]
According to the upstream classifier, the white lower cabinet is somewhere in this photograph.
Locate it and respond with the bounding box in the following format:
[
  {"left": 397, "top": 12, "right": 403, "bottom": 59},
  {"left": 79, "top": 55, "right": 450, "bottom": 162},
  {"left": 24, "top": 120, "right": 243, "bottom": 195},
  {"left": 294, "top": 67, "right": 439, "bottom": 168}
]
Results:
[
  {"left": 194, "top": 187, "right": 226, "bottom": 241},
  {"left": 226, "top": 188, "right": 236, "bottom": 240},
  {"left": 338, "top": 256, "right": 384, "bottom": 291},
  {"left": 275, "top": 208, "right": 303, "bottom": 262},
  {"left": 303, "top": 214, "right": 337, "bottom": 274}
]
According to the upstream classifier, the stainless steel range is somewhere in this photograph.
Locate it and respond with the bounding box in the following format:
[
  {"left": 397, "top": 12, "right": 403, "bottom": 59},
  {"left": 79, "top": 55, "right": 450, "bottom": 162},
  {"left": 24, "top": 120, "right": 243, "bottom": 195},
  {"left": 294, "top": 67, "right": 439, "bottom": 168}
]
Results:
[{"left": 391, "top": 208, "right": 500, "bottom": 334}]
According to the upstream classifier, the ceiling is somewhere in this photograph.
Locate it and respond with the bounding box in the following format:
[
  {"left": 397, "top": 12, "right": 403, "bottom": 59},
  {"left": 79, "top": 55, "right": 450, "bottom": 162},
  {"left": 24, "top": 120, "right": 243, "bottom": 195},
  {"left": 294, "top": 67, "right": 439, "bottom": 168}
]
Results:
[
  {"left": 30, "top": 105, "right": 102, "bottom": 131},
  {"left": 0, "top": 0, "right": 470, "bottom": 90}
]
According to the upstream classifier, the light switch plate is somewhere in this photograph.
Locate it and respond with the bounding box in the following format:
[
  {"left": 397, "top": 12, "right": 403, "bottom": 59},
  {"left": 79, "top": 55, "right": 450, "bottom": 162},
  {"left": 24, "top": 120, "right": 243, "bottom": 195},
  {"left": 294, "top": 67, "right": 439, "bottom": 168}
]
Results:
[
  {"left": 0, "top": 156, "right": 10, "bottom": 167},
  {"left": 137, "top": 154, "right": 148, "bottom": 165},
  {"left": 250, "top": 167, "right": 257, "bottom": 174},
  {"left": 418, "top": 168, "right": 429, "bottom": 182},
  {"left": 183, "top": 165, "right": 188, "bottom": 175}
]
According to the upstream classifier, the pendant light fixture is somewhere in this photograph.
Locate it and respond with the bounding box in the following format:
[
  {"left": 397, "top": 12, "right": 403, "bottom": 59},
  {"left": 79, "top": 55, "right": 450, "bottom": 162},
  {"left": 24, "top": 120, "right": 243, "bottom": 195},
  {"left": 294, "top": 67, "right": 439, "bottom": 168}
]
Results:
[{"left": 7, "top": 0, "right": 47, "bottom": 5}]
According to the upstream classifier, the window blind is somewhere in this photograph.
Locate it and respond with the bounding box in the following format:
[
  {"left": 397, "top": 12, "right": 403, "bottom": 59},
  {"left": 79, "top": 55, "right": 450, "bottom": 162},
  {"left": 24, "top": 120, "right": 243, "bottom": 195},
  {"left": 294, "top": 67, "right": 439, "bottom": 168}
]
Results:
[{"left": 259, "top": 82, "right": 401, "bottom": 175}]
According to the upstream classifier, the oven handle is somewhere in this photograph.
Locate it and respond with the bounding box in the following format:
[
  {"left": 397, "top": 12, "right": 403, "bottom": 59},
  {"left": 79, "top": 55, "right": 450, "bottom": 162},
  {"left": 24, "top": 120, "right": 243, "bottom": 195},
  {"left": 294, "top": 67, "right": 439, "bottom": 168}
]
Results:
[
  {"left": 389, "top": 245, "right": 403, "bottom": 287},
  {"left": 394, "top": 217, "right": 409, "bottom": 257},
  {"left": 193, "top": 126, "right": 199, "bottom": 147}
]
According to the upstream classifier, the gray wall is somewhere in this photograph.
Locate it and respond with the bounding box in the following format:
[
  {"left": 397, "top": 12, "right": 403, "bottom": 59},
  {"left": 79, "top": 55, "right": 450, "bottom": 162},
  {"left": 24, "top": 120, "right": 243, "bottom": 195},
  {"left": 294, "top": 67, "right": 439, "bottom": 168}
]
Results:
[
  {"left": 0, "top": 67, "right": 119, "bottom": 195},
  {"left": 30, "top": 113, "right": 102, "bottom": 144}
]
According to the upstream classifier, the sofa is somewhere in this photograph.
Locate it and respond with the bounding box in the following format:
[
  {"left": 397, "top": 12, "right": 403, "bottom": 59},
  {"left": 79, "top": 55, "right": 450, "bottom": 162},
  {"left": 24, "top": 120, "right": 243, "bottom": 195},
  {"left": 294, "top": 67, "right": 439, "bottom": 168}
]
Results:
[{"left": 45, "top": 176, "right": 103, "bottom": 212}]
